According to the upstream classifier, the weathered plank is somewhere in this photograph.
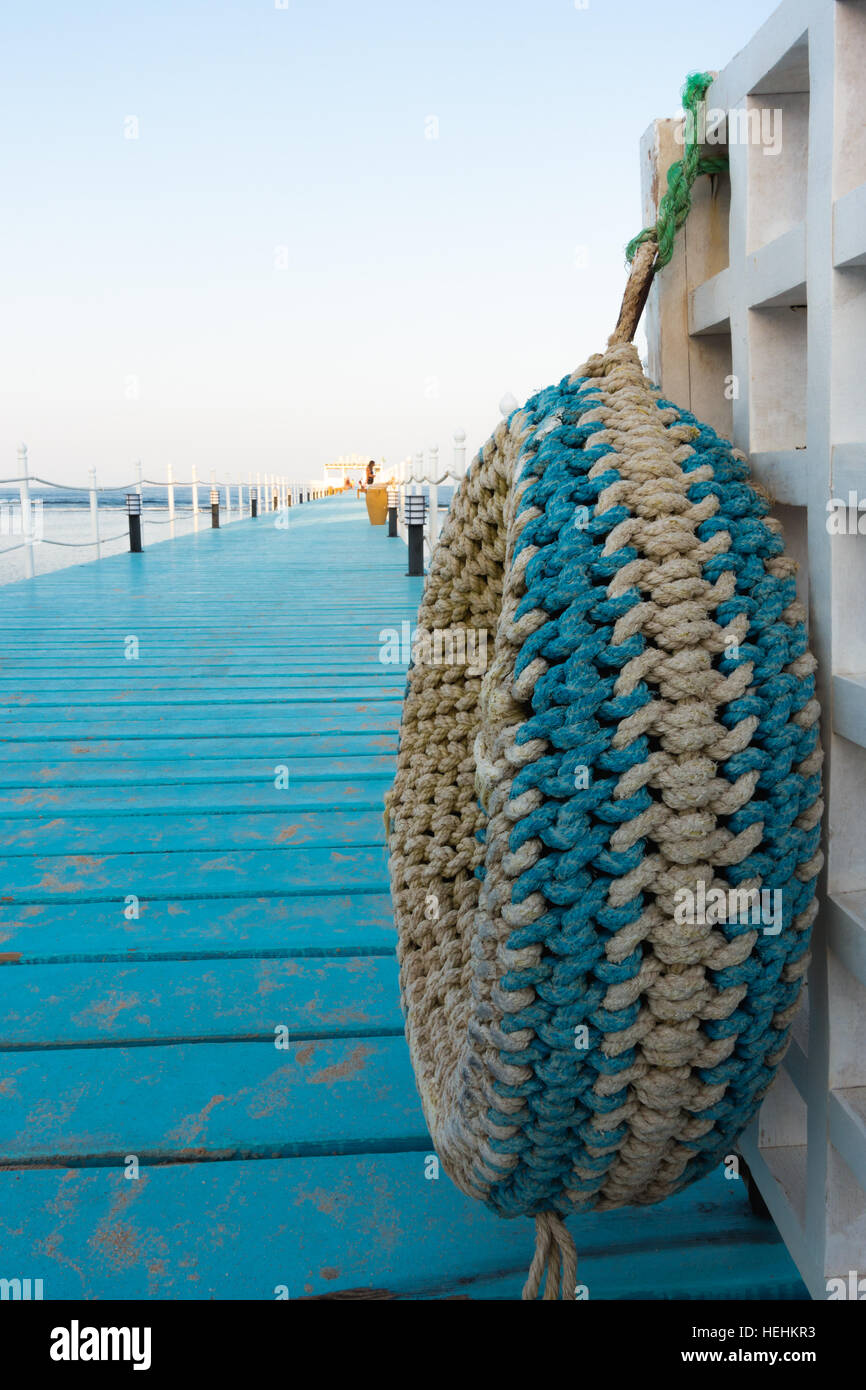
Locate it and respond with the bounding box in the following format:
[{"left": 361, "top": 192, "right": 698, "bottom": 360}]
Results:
[
  {"left": 0, "top": 892, "right": 397, "bottom": 964},
  {"left": 0, "top": 845, "right": 389, "bottom": 900},
  {"left": 0, "top": 1157, "right": 807, "bottom": 1301},
  {"left": 0, "top": 1037, "right": 427, "bottom": 1165},
  {"left": 0, "top": 808, "right": 385, "bottom": 854},
  {"left": 0, "top": 763, "right": 394, "bottom": 798},
  {"left": 0, "top": 733, "right": 396, "bottom": 762},
  {"left": 0, "top": 956, "right": 402, "bottom": 1047}
]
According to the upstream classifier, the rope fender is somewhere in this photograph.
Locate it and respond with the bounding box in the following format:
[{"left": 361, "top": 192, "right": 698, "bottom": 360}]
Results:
[{"left": 385, "top": 341, "right": 823, "bottom": 1296}]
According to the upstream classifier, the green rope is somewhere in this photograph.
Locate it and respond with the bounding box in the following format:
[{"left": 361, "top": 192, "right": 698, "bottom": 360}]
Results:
[{"left": 626, "top": 72, "right": 728, "bottom": 270}]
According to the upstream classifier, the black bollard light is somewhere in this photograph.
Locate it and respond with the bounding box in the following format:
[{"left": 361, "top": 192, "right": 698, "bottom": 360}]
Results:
[
  {"left": 251, "top": 488, "right": 258, "bottom": 518},
  {"left": 387, "top": 484, "right": 398, "bottom": 538},
  {"left": 405, "top": 492, "right": 427, "bottom": 576},
  {"left": 126, "top": 493, "right": 142, "bottom": 553},
  {"left": 210, "top": 487, "right": 220, "bottom": 528}
]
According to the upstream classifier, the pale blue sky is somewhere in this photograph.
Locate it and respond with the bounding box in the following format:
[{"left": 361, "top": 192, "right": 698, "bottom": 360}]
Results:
[{"left": 0, "top": 0, "right": 776, "bottom": 487}]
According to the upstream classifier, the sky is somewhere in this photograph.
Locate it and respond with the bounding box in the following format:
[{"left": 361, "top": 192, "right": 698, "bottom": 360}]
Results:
[{"left": 0, "top": 0, "right": 778, "bottom": 488}]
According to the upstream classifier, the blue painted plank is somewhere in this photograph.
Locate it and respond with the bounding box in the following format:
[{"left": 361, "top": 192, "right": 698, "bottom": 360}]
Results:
[
  {"left": 5, "top": 685, "right": 401, "bottom": 708},
  {"left": 0, "top": 672, "right": 400, "bottom": 695},
  {"left": 2, "top": 710, "right": 401, "bottom": 738},
  {"left": 0, "top": 1158, "right": 807, "bottom": 1301},
  {"left": 0, "top": 733, "right": 396, "bottom": 762},
  {"left": 0, "top": 845, "right": 389, "bottom": 900},
  {"left": 0, "top": 956, "right": 403, "bottom": 1047},
  {"left": 0, "top": 778, "right": 391, "bottom": 815},
  {"left": 0, "top": 892, "right": 397, "bottom": 964},
  {"left": 0, "top": 1037, "right": 427, "bottom": 1164},
  {"left": 0, "top": 809, "right": 385, "bottom": 854}
]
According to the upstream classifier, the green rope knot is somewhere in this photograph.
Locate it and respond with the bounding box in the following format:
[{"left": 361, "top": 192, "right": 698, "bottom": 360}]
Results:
[{"left": 626, "top": 71, "right": 729, "bottom": 271}]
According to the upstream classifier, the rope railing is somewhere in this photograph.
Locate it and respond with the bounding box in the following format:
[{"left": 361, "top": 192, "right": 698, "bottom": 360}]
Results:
[
  {"left": 389, "top": 430, "right": 468, "bottom": 565},
  {"left": 1, "top": 445, "right": 328, "bottom": 579}
]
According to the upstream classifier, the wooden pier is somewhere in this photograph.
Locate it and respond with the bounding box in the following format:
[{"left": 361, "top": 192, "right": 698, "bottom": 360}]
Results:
[{"left": 0, "top": 496, "right": 809, "bottom": 1299}]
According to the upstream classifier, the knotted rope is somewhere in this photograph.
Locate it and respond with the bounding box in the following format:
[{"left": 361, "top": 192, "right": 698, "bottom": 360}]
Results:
[{"left": 385, "top": 73, "right": 823, "bottom": 1303}]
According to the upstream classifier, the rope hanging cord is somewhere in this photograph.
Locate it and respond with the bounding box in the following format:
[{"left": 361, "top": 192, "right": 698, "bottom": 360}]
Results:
[
  {"left": 613, "top": 73, "right": 728, "bottom": 345},
  {"left": 385, "top": 73, "right": 823, "bottom": 1300}
]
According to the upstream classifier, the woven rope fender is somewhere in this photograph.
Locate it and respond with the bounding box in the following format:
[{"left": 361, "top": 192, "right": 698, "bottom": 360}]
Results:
[{"left": 385, "top": 341, "right": 823, "bottom": 1298}]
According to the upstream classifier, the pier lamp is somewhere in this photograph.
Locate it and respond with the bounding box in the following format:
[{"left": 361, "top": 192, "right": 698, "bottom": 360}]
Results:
[
  {"left": 125, "top": 493, "right": 142, "bottom": 553},
  {"left": 387, "top": 484, "right": 398, "bottom": 538},
  {"left": 210, "top": 487, "right": 220, "bottom": 529},
  {"left": 404, "top": 492, "right": 427, "bottom": 577}
]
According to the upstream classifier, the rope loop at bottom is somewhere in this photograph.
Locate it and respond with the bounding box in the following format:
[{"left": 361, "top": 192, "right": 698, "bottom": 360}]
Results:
[{"left": 522, "top": 1212, "right": 578, "bottom": 1301}]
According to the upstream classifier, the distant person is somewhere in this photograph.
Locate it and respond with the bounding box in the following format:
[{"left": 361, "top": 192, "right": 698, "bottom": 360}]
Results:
[{"left": 366, "top": 460, "right": 376, "bottom": 487}]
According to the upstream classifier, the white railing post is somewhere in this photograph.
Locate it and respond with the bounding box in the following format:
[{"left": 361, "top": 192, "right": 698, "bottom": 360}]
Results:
[
  {"left": 88, "top": 466, "right": 101, "bottom": 559},
  {"left": 256, "top": 471, "right": 261, "bottom": 514},
  {"left": 191, "top": 463, "right": 200, "bottom": 526},
  {"left": 167, "top": 463, "right": 175, "bottom": 521},
  {"left": 396, "top": 458, "right": 405, "bottom": 541},
  {"left": 453, "top": 428, "right": 467, "bottom": 481},
  {"left": 427, "top": 445, "right": 439, "bottom": 549},
  {"left": 17, "top": 443, "right": 34, "bottom": 579},
  {"left": 136, "top": 459, "right": 144, "bottom": 500}
]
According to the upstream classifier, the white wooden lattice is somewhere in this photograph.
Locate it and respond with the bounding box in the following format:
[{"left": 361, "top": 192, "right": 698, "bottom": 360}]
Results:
[{"left": 641, "top": 0, "right": 866, "bottom": 1300}]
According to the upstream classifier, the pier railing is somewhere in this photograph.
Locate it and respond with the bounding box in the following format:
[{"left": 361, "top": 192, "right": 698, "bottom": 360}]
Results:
[
  {"left": 395, "top": 428, "right": 469, "bottom": 556},
  {"left": 1, "top": 445, "right": 328, "bottom": 578}
]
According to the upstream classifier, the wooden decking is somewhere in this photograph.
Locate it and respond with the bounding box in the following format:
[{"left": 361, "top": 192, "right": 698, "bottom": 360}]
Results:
[{"left": 0, "top": 496, "right": 808, "bottom": 1299}]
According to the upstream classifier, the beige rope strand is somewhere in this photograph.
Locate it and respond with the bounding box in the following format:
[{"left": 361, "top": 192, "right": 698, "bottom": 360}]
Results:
[
  {"left": 609, "top": 239, "right": 657, "bottom": 346},
  {"left": 521, "top": 1212, "right": 578, "bottom": 1300}
]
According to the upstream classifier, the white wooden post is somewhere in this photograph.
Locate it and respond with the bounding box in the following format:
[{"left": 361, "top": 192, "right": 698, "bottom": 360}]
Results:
[
  {"left": 167, "top": 463, "right": 175, "bottom": 521},
  {"left": 191, "top": 464, "right": 200, "bottom": 525},
  {"left": 427, "top": 445, "right": 439, "bottom": 549},
  {"left": 136, "top": 459, "right": 144, "bottom": 500},
  {"left": 453, "top": 428, "right": 467, "bottom": 480},
  {"left": 17, "top": 443, "right": 34, "bottom": 579},
  {"left": 88, "top": 466, "right": 101, "bottom": 559},
  {"left": 396, "top": 457, "right": 406, "bottom": 542},
  {"left": 256, "top": 471, "right": 261, "bottom": 514}
]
